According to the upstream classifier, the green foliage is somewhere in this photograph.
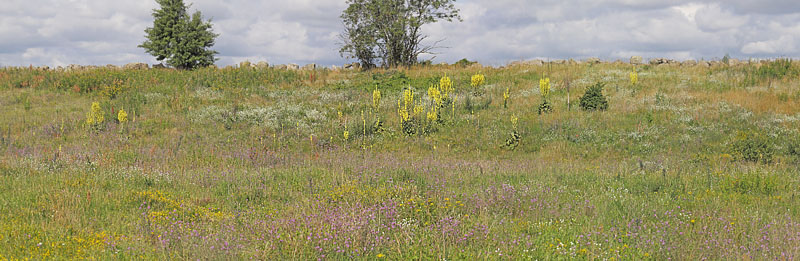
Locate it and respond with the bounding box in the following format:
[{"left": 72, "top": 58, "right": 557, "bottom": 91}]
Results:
[
  {"left": 339, "top": 0, "right": 461, "bottom": 68},
  {"left": 372, "top": 71, "right": 410, "bottom": 92},
  {"left": 579, "top": 82, "right": 609, "bottom": 111},
  {"left": 502, "top": 130, "right": 521, "bottom": 150},
  {"left": 537, "top": 100, "right": 552, "bottom": 115},
  {"left": 463, "top": 95, "right": 490, "bottom": 112},
  {"left": 757, "top": 59, "right": 798, "bottom": 79},
  {"left": 788, "top": 138, "right": 800, "bottom": 158},
  {"left": 454, "top": 58, "right": 476, "bottom": 67},
  {"left": 140, "top": 0, "right": 218, "bottom": 70},
  {"left": 730, "top": 131, "right": 774, "bottom": 164}
]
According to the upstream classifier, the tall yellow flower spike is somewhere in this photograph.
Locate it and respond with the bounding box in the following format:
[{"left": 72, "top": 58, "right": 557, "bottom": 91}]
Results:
[
  {"left": 372, "top": 86, "right": 381, "bottom": 110},
  {"left": 117, "top": 108, "right": 128, "bottom": 124},
  {"left": 539, "top": 78, "right": 550, "bottom": 99},
  {"left": 503, "top": 87, "right": 510, "bottom": 108},
  {"left": 630, "top": 71, "right": 638, "bottom": 85},
  {"left": 428, "top": 85, "right": 442, "bottom": 108},
  {"left": 511, "top": 114, "right": 518, "bottom": 130},
  {"left": 439, "top": 75, "right": 453, "bottom": 98}
]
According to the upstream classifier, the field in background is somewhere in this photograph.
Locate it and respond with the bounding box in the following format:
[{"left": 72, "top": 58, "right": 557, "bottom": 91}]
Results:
[{"left": 1, "top": 61, "right": 799, "bottom": 259}]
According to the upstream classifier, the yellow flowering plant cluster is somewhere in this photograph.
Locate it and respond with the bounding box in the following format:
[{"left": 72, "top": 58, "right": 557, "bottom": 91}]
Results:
[
  {"left": 539, "top": 77, "right": 551, "bottom": 99},
  {"left": 470, "top": 73, "right": 486, "bottom": 96},
  {"left": 398, "top": 88, "right": 414, "bottom": 124},
  {"left": 471, "top": 74, "right": 485, "bottom": 88},
  {"left": 117, "top": 108, "right": 128, "bottom": 124},
  {"left": 630, "top": 70, "right": 638, "bottom": 85},
  {"left": 86, "top": 102, "right": 104, "bottom": 130},
  {"left": 428, "top": 85, "right": 442, "bottom": 108},
  {"left": 538, "top": 77, "right": 553, "bottom": 114},
  {"left": 426, "top": 86, "right": 442, "bottom": 122},
  {"left": 439, "top": 75, "right": 453, "bottom": 98},
  {"left": 372, "top": 87, "right": 381, "bottom": 111}
]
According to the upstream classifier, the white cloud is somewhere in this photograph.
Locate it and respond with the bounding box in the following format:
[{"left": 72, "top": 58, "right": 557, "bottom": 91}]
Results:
[
  {"left": 741, "top": 36, "right": 797, "bottom": 54},
  {"left": 1, "top": 0, "right": 799, "bottom": 67}
]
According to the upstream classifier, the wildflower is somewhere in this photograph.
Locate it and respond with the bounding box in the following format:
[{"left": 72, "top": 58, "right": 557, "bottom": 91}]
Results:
[
  {"left": 427, "top": 110, "right": 438, "bottom": 122},
  {"left": 117, "top": 108, "right": 128, "bottom": 124},
  {"left": 398, "top": 88, "right": 415, "bottom": 124},
  {"left": 471, "top": 74, "right": 485, "bottom": 88},
  {"left": 440, "top": 75, "right": 453, "bottom": 98},
  {"left": 539, "top": 78, "right": 550, "bottom": 99},
  {"left": 343, "top": 126, "right": 349, "bottom": 141},
  {"left": 511, "top": 114, "right": 518, "bottom": 130},
  {"left": 428, "top": 85, "right": 442, "bottom": 108},
  {"left": 372, "top": 87, "right": 381, "bottom": 110},
  {"left": 377, "top": 253, "right": 385, "bottom": 258},
  {"left": 630, "top": 71, "right": 638, "bottom": 85},
  {"left": 86, "top": 102, "right": 104, "bottom": 126},
  {"left": 503, "top": 87, "right": 510, "bottom": 108}
]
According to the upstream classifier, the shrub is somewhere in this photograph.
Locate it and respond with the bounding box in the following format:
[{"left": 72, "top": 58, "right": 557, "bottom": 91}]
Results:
[
  {"left": 730, "top": 131, "right": 774, "bottom": 164},
  {"left": 455, "top": 58, "right": 477, "bottom": 67},
  {"left": 579, "top": 82, "right": 609, "bottom": 111}
]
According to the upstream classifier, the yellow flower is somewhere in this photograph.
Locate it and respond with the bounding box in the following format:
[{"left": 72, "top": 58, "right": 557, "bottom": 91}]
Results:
[
  {"left": 511, "top": 114, "right": 519, "bottom": 130},
  {"left": 439, "top": 75, "right": 453, "bottom": 98},
  {"left": 427, "top": 110, "right": 438, "bottom": 122},
  {"left": 372, "top": 87, "right": 381, "bottom": 110},
  {"left": 86, "top": 102, "right": 104, "bottom": 126},
  {"left": 630, "top": 71, "right": 638, "bottom": 85},
  {"left": 539, "top": 78, "right": 550, "bottom": 98},
  {"left": 117, "top": 108, "right": 128, "bottom": 124},
  {"left": 377, "top": 253, "right": 385, "bottom": 258},
  {"left": 428, "top": 85, "right": 442, "bottom": 108},
  {"left": 471, "top": 74, "right": 485, "bottom": 88}
]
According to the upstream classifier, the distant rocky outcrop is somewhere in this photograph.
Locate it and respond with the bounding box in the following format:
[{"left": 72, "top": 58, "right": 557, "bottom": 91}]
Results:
[
  {"left": 123, "top": 63, "right": 149, "bottom": 70},
  {"left": 630, "top": 56, "right": 643, "bottom": 65},
  {"left": 302, "top": 63, "right": 316, "bottom": 70}
]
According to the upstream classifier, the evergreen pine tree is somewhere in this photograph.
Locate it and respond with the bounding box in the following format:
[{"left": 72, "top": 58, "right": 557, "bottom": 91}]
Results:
[{"left": 139, "top": 0, "right": 218, "bottom": 70}]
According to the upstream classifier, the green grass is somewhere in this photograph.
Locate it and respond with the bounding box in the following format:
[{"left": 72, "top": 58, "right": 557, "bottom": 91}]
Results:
[{"left": 1, "top": 61, "right": 799, "bottom": 259}]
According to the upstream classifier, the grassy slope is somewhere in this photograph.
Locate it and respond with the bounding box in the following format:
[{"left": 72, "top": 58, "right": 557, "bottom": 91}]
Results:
[{"left": 0, "top": 62, "right": 799, "bottom": 259}]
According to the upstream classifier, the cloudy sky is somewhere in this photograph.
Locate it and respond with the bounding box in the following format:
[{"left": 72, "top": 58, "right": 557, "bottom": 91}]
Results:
[{"left": 1, "top": 0, "right": 799, "bottom": 67}]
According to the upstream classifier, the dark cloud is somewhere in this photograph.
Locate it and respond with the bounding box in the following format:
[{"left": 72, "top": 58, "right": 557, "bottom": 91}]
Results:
[{"left": 0, "top": 0, "right": 798, "bottom": 67}]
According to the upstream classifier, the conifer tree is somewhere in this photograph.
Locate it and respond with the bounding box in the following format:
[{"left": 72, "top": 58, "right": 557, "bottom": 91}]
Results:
[{"left": 139, "top": 0, "right": 218, "bottom": 70}]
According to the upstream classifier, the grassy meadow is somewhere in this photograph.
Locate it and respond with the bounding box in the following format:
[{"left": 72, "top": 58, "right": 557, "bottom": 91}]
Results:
[{"left": 1, "top": 60, "right": 800, "bottom": 259}]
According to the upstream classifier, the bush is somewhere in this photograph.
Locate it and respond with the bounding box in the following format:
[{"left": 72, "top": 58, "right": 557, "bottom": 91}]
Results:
[
  {"left": 731, "top": 131, "right": 774, "bottom": 164},
  {"left": 454, "top": 58, "right": 476, "bottom": 67},
  {"left": 579, "top": 83, "right": 609, "bottom": 111}
]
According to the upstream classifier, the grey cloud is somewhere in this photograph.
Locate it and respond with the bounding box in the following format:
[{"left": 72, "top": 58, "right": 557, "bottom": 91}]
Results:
[{"left": 0, "top": 0, "right": 799, "bottom": 68}]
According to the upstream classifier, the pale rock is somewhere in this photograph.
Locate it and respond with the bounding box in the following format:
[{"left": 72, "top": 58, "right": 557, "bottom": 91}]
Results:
[
  {"left": 123, "top": 63, "right": 149, "bottom": 70},
  {"left": 630, "top": 56, "right": 643, "bottom": 65}
]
